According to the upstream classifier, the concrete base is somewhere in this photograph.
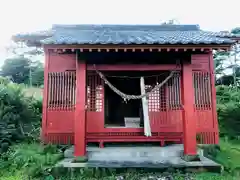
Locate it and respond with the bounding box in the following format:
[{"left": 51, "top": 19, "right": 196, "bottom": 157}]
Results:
[{"left": 57, "top": 144, "right": 220, "bottom": 169}]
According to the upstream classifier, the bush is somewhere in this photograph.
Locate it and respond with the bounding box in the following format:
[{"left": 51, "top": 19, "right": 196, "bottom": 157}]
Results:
[
  {"left": 216, "top": 85, "right": 240, "bottom": 138},
  {"left": 0, "top": 82, "right": 42, "bottom": 153},
  {"left": 0, "top": 143, "right": 63, "bottom": 178}
]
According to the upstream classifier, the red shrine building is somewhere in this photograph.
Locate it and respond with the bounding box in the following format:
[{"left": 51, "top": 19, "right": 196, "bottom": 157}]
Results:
[{"left": 14, "top": 24, "right": 238, "bottom": 159}]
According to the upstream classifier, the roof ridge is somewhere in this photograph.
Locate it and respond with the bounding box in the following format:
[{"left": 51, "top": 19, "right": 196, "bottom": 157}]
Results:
[{"left": 52, "top": 24, "right": 201, "bottom": 31}]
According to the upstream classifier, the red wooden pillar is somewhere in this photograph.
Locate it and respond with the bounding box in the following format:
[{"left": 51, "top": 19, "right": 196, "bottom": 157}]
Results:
[
  {"left": 41, "top": 49, "right": 49, "bottom": 142},
  {"left": 74, "top": 55, "right": 87, "bottom": 157},
  {"left": 182, "top": 60, "right": 197, "bottom": 155},
  {"left": 209, "top": 51, "right": 219, "bottom": 144}
]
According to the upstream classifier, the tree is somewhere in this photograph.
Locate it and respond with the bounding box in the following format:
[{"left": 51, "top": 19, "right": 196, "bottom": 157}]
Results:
[
  {"left": 231, "top": 27, "right": 240, "bottom": 35},
  {"left": 1, "top": 57, "right": 31, "bottom": 84},
  {"left": 31, "top": 62, "right": 44, "bottom": 87},
  {"left": 4, "top": 41, "right": 44, "bottom": 86},
  {"left": 0, "top": 57, "right": 44, "bottom": 86},
  {"left": 214, "top": 28, "right": 240, "bottom": 86}
]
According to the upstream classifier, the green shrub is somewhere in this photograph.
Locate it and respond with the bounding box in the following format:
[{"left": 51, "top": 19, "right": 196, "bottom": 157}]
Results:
[
  {"left": 202, "top": 144, "right": 221, "bottom": 158},
  {"left": 0, "top": 143, "right": 63, "bottom": 178},
  {"left": 0, "top": 76, "right": 11, "bottom": 85},
  {"left": 0, "top": 83, "right": 42, "bottom": 152},
  {"left": 216, "top": 85, "right": 240, "bottom": 138}
]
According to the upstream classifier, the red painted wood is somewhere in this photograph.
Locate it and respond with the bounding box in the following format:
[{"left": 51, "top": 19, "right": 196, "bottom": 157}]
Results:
[
  {"left": 182, "top": 61, "right": 197, "bottom": 155},
  {"left": 42, "top": 50, "right": 219, "bottom": 146},
  {"left": 41, "top": 49, "right": 49, "bottom": 141},
  {"left": 48, "top": 52, "right": 76, "bottom": 72},
  {"left": 191, "top": 54, "right": 210, "bottom": 71},
  {"left": 45, "top": 132, "right": 182, "bottom": 144},
  {"left": 47, "top": 71, "right": 76, "bottom": 111},
  {"left": 46, "top": 111, "right": 75, "bottom": 132},
  {"left": 86, "top": 72, "right": 105, "bottom": 133},
  {"left": 74, "top": 58, "right": 87, "bottom": 157},
  {"left": 209, "top": 51, "right": 219, "bottom": 144},
  {"left": 191, "top": 54, "right": 218, "bottom": 144},
  {"left": 87, "top": 64, "right": 180, "bottom": 71}
]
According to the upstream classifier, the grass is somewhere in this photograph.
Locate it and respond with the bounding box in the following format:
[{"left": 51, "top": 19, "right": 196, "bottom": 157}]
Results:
[
  {"left": 0, "top": 143, "right": 63, "bottom": 179},
  {"left": 209, "top": 139, "right": 240, "bottom": 173},
  {"left": 22, "top": 86, "right": 43, "bottom": 99},
  {"left": 195, "top": 172, "right": 239, "bottom": 180},
  {"left": 0, "top": 140, "right": 240, "bottom": 179}
]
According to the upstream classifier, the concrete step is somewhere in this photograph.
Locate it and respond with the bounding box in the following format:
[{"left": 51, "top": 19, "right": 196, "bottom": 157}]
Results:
[
  {"left": 64, "top": 145, "right": 202, "bottom": 159},
  {"left": 58, "top": 145, "right": 219, "bottom": 169}
]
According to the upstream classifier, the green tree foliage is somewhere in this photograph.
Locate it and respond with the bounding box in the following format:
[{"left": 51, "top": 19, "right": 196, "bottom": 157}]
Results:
[
  {"left": 231, "top": 27, "right": 240, "bottom": 35},
  {"left": 0, "top": 81, "right": 42, "bottom": 153},
  {"left": 31, "top": 61, "right": 44, "bottom": 87},
  {"left": 0, "top": 56, "right": 44, "bottom": 86},
  {"left": 1, "top": 56, "right": 30, "bottom": 84},
  {"left": 216, "top": 85, "right": 240, "bottom": 138},
  {"left": 214, "top": 27, "right": 240, "bottom": 86}
]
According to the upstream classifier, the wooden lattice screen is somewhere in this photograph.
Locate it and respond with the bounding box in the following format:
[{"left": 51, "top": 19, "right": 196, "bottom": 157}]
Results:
[
  {"left": 193, "top": 71, "right": 211, "bottom": 110},
  {"left": 87, "top": 72, "right": 104, "bottom": 112},
  {"left": 193, "top": 71, "right": 217, "bottom": 144},
  {"left": 166, "top": 72, "right": 182, "bottom": 110},
  {"left": 146, "top": 72, "right": 182, "bottom": 112},
  {"left": 48, "top": 71, "right": 76, "bottom": 110}
]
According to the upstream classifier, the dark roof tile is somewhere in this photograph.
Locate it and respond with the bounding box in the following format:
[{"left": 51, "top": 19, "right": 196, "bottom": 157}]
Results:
[{"left": 14, "top": 24, "right": 238, "bottom": 45}]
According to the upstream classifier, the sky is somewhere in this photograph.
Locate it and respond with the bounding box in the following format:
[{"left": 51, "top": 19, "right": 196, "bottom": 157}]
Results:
[{"left": 0, "top": 0, "right": 239, "bottom": 63}]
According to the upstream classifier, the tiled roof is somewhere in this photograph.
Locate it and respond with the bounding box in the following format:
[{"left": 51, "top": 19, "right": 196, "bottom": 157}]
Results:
[{"left": 14, "top": 24, "right": 238, "bottom": 45}]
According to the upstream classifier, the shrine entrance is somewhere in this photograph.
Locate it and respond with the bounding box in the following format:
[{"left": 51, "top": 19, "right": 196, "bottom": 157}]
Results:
[
  {"left": 104, "top": 71, "right": 142, "bottom": 128},
  {"left": 102, "top": 70, "right": 172, "bottom": 130}
]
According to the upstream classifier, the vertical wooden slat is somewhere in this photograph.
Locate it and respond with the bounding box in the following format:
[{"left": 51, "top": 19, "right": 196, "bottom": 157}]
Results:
[
  {"left": 64, "top": 72, "right": 67, "bottom": 110},
  {"left": 55, "top": 73, "right": 58, "bottom": 109},
  {"left": 46, "top": 71, "right": 76, "bottom": 111},
  {"left": 66, "top": 71, "right": 70, "bottom": 110},
  {"left": 54, "top": 73, "right": 57, "bottom": 109},
  {"left": 57, "top": 73, "right": 60, "bottom": 109},
  {"left": 59, "top": 72, "right": 62, "bottom": 109}
]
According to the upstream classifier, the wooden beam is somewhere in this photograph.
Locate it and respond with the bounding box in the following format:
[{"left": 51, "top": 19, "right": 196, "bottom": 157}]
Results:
[{"left": 87, "top": 64, "right": 181, "bottom": 71}]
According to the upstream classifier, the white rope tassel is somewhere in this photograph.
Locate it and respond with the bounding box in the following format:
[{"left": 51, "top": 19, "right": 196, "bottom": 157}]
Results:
[{"left": 140, "top": 77, "right": 152, "bottom": 137}]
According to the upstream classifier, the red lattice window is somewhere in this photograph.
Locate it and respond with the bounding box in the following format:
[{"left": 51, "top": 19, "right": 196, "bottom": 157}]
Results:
[
  {"left": 146, "top": 84, "right": 166, "bottom": 112},
  {"left": 166, "top": 72, "right": 182, "bottom": 110},
  {"left": 193, "top": 71, "right": 211, "bottom": 110},
  {"left": 48, "top": 71, "right": 76, "bottom": 110},
  {"left": 87, "top": 71, "right": 104, "bottom": 112},
  {"left": 145, "top": 72, "right": 181, "bottom": 112}
]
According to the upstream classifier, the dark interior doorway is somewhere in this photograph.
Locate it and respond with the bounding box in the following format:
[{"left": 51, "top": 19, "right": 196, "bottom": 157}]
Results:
[{"left": 104, "top": 71, "right": 143, "bottom": 127}]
